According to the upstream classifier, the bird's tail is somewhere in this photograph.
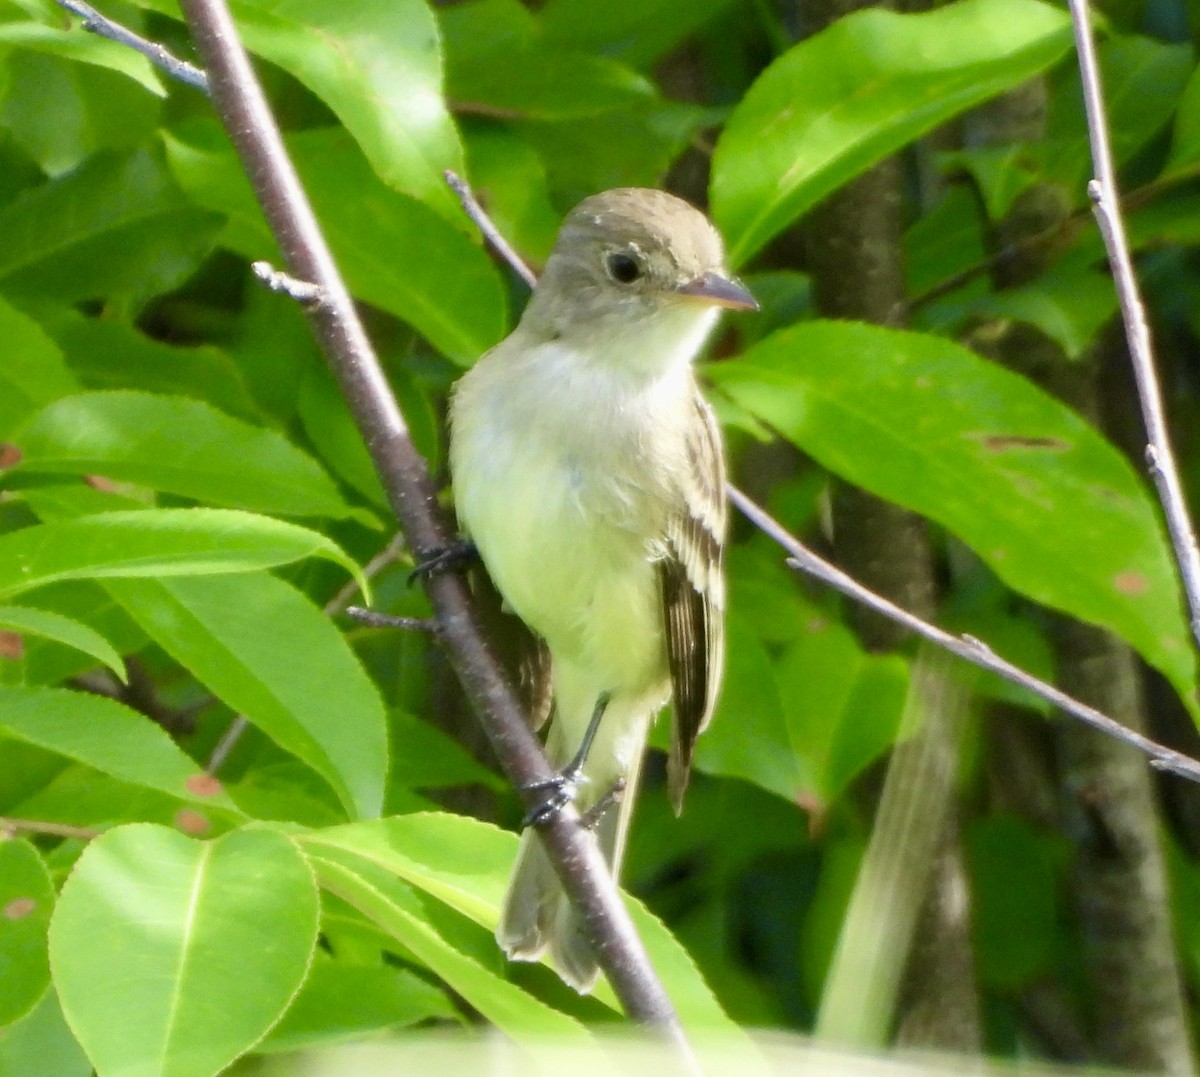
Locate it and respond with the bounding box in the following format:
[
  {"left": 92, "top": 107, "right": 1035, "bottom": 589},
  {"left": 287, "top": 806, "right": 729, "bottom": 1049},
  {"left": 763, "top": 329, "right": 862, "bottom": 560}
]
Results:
[{"left": 495, "top": 741, "right": 646, "bottom": 993}]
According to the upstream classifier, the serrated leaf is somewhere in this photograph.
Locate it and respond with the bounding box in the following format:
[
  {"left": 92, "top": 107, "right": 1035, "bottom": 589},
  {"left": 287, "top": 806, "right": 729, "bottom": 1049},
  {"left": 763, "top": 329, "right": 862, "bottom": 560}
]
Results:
[
  {"left": 0, "top": 604, "right": 124, "bottom": 680},
  {"left": 0, "top": 686, "right": 237, "bottom": 809},
  {"left": 709, "top": 321, "right": 1196, "bottom": 710},
  {"left": 0, "top": 509, "right": 364, "bottom": 600},
  {"left": 108, "top": 572, "right": 388, "bottom": 821},
  {"left": 712, "top": 0, "right": 1074, "bottom": 265},
  {"left": 14, "top": 391, "right": 358, "bottom": 519},
  {"left": 50, "top": 825, "right": 319, "bottom": 1077}
]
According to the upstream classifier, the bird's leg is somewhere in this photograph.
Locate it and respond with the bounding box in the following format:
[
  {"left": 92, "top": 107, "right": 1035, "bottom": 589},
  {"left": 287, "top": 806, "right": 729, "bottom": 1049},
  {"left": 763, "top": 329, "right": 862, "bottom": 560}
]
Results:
[
  {"left": 408, "top": 539, "right": 479, "bottom": 584},
  {"left": 522, "top": 691, "right": 611, "bottom": 827},
  {"left": 581, "top": 778, "right": 626, "bottom": 830}
]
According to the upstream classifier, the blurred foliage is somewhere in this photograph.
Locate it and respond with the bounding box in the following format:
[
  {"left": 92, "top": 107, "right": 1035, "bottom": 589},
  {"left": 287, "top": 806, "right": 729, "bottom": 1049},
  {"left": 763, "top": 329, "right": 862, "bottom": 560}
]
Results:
[{"left": 1, "top": 0, "right": 1200, "bottom": 1072}]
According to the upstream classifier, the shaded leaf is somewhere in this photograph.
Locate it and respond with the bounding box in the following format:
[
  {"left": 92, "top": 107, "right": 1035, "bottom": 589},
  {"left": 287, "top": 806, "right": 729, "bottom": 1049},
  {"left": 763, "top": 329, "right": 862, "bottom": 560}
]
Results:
[
  {"left": 0, "top": 296, "right": 79, "bottom": 439},
  {"left": 0, "top": 839, "right": 53, "bottom": 1026}
]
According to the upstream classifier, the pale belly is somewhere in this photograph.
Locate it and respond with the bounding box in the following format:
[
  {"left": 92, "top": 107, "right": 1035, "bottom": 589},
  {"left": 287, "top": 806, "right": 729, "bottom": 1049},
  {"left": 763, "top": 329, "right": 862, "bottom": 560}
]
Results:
[{"left": 453, "top": 425, "right": 667, "bottom": 700}]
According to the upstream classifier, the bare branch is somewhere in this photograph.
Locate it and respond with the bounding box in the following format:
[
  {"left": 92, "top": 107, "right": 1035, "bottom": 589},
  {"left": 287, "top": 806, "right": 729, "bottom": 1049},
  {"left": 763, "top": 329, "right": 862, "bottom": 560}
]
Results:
[
  {"left": 162, "top": 0, "right": 685, "bottom": 1035},
  {"left": 251, "top": 260, "right": 326, "bottom": 307},
  {"left": 345, "top": 607, "right": 441, "bottom": 635},
  {"left": 54, "top": 0, "right": 209, "bottom": 92},
  {"left": 727, "top": 486, "right": 1200, "bottom": 784},
  {"left": 1067, "top": 0, "right": 1200, "bottom": 651},
  {"left": 444, "top": 170, "right": 538, "bottom": 289}
]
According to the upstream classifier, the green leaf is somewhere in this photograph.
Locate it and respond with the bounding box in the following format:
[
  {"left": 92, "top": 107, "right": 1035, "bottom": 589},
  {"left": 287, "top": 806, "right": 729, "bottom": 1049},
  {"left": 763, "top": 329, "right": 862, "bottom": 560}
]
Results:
[
  {"left": 304, "top": 840, "right": 593, "bottom": 1039},
  {"left": 388, "top": 712, "right": 506, "bottom": 793},
  {"left": 709, "top": 321, "right": 1197, "bottom": 709},
  {"left": 0, "top": 50, "right": 161, "bottom": 177},
  {"left": 711, "top": 0, "right": 1074, "bottom": 265},
  {"left": 50, "top": 824, "right": 319, "bottom": 1077},
  {"left": 301, "top": 815, "right": 742, "bottom": 1032},
  {"left": 14, "top": 391, "right": 358, "bottom": 520},
  {"left": 0, "top": 604, "right": 124, "bottom": 680},
  {"left": 163, "top": 124, "right": 507, "bottom": 363},
  {"left": 0, "top": 147, "right": 221, "bottom": 304},
  {"left": 0, "top": 17, "right": 166, "bottom": 96},
  {"left": 0, "top": 686, "right": 238, "bottom": 810},
  {"left": 0, "top": 990, "right": 91, "bottom": 1077},
  {"left": 0, "top": 296, "right": 79, "bottom": 439},
  {"left": 1168, "top": 62, "right": 1200, "bottom": 173},
  {"left": 137, "top": 0, "right": 463, "bottom": 216},
  {"left": 539, "top": 0, "right": 738, "bottom": 69},
  {"left": 0, "top": 839, "right": 54, "bottom": 1026},
  {"left": 0, "top": 508, "right": 363, "bottom": 601},
  {"left": 441, "top": 0, "right": 655, "bottom": 120},
  {"left": 33, "top": 306, "right": 263, "bottom": 423},
  {"left": 108, "top": 572, "right": 388, "bottom": 821},
  {"left": 259, "top": 956, "right": 457, "bottom": 1052}
]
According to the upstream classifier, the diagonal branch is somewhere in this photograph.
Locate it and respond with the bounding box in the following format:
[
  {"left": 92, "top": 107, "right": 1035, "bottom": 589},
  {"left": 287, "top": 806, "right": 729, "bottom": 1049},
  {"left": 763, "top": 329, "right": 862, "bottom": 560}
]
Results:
[
  {"left": 728, "top": 487, "right": 1200, "bottom": 783},
  {"left": 60, "top": 0, "right": 686, "bottom": 1037},
  {"left": 1067, "top": 0, "right": 1200, "bottom": 651}
]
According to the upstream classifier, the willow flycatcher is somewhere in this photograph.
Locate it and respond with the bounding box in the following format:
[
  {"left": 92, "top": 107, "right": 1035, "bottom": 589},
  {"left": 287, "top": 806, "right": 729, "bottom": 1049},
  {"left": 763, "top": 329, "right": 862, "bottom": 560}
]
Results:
[{"left": 449, "top": 187, "right": 756, "bottom": 992}]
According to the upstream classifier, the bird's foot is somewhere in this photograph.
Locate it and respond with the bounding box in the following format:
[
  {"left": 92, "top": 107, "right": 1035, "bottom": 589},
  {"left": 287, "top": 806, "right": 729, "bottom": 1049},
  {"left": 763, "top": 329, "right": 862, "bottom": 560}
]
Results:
[
  {"left": 521, "top": 765, "right": 586, "bottom": 828},
  {"left": 408, "top": 540, "right": 478, "bottom": 585},
  {"left": 581, "top": 778, "right": 626, "bottom": 830}
]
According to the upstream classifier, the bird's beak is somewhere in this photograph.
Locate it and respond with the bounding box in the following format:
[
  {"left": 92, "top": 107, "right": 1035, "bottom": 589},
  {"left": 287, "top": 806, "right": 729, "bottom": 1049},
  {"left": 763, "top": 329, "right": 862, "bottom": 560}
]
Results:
[{"left": 676, "top": 272, "right": 759, "bottom": 312}]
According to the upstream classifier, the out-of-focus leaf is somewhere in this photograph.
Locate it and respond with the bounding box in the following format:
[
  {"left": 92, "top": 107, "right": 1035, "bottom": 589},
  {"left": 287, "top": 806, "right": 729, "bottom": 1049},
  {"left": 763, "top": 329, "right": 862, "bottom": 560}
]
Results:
[
  {"left": 0, "top": 509, "right": 364, "bottom": 600},
  {"left": 441, "top": 0, "right": 654, "bottom": 120},
  {"left": 539, "top": 0, "right": 739, "bottom": 69},
  {"left": 712, "top": 0, "right": 1074, "bottom": 264},
  {"left": 0, "top": 605, "right": 124, "bottom": 681},
  {"left": 0, "top": 51, "right": 161, "bottom": 176},
  {"left": 0, "top": 990, "right": 91, "bottom": 1077},
  {"left": 164, "top": 124, "right": 507, "bottom": 363},
  {"left": 14, "top": 391, "right": 359, "bottom": 520},
  {"left": 0, "top": 839, "right": 53, "bottom": 1026},
  {"left": 108, "top": 572, "right": 388, "bottom": 821},
  {"left": 1168, "top": 62, "right": 1200, "bottom": 173},
  {"left": 50, "top": 825, "right": 319, "bottom": 1077},
  {"left": 710, "top": 321, "right": 1196, "bottom": 710},
  {"left": 258, "top": 956, "right": 458, "bottom": 1052},
  {"left": 0, "top": 18, "right": 166, "bottom": 94},
  {"left": 0, "top": 296, "right": 79, "bottom": 439},
  {"left": 0, "top": 148, "right": 221, "bottom": 304}
]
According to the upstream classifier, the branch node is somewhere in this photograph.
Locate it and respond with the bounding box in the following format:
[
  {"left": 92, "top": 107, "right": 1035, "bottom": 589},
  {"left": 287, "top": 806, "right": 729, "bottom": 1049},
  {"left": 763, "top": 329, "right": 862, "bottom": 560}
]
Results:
[
  {"left": 251, "top": 260, "right": 327, "bottom": 307},
  {"left": 1086, "top": 178, "right": 1103, "bottom": 205}
]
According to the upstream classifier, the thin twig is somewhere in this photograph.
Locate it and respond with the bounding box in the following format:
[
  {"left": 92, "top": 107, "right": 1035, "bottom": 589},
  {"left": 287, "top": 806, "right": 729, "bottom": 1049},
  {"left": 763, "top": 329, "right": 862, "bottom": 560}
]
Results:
[
  {"left": 346, "top": 607, "right": 441, "bottom": 635},
  {"left": 0, "top": 817, "right": 102, "bottom": 841},
  {"left": 54, "top": 0, "right": 209, "bottom": 92},
  {"left": 727, "top": 487, "right": 1200, "bottom": 784},
  {"left": 1067, "top": 0, "right": 1200, "bottom": 650},
  {"left": 444, "top": 170, "right": 538, "bottom": 289},
  {"left": 167, "top": 0, "right": 686, "bottom": 1036}
]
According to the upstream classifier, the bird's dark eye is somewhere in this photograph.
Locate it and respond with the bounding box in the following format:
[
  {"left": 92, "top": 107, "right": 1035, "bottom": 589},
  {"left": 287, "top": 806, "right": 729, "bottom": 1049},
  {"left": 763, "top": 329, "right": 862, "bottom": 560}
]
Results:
[{"left": 606, "top": 253, "right": 642, "bottom": 284}]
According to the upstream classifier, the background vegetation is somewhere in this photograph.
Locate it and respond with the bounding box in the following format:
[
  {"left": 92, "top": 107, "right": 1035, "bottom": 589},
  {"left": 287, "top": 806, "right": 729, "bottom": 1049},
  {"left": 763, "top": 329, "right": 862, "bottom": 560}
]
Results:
[{"left": 1, "top": 0, "right": 1200, "bottom": 1071}]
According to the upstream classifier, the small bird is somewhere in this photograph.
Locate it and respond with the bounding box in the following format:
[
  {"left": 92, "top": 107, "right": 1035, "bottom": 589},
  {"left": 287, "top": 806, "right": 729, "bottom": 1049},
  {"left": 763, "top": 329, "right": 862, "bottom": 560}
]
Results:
[{"left": 449, "top": 187, "right": 756, "bottom": 991}]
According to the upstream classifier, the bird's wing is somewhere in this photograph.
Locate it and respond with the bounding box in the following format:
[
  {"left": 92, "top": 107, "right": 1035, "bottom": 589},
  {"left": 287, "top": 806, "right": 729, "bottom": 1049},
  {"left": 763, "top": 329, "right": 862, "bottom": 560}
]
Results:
[{"left": 659, "top": 389, "right": 727, "bottom": 813}]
